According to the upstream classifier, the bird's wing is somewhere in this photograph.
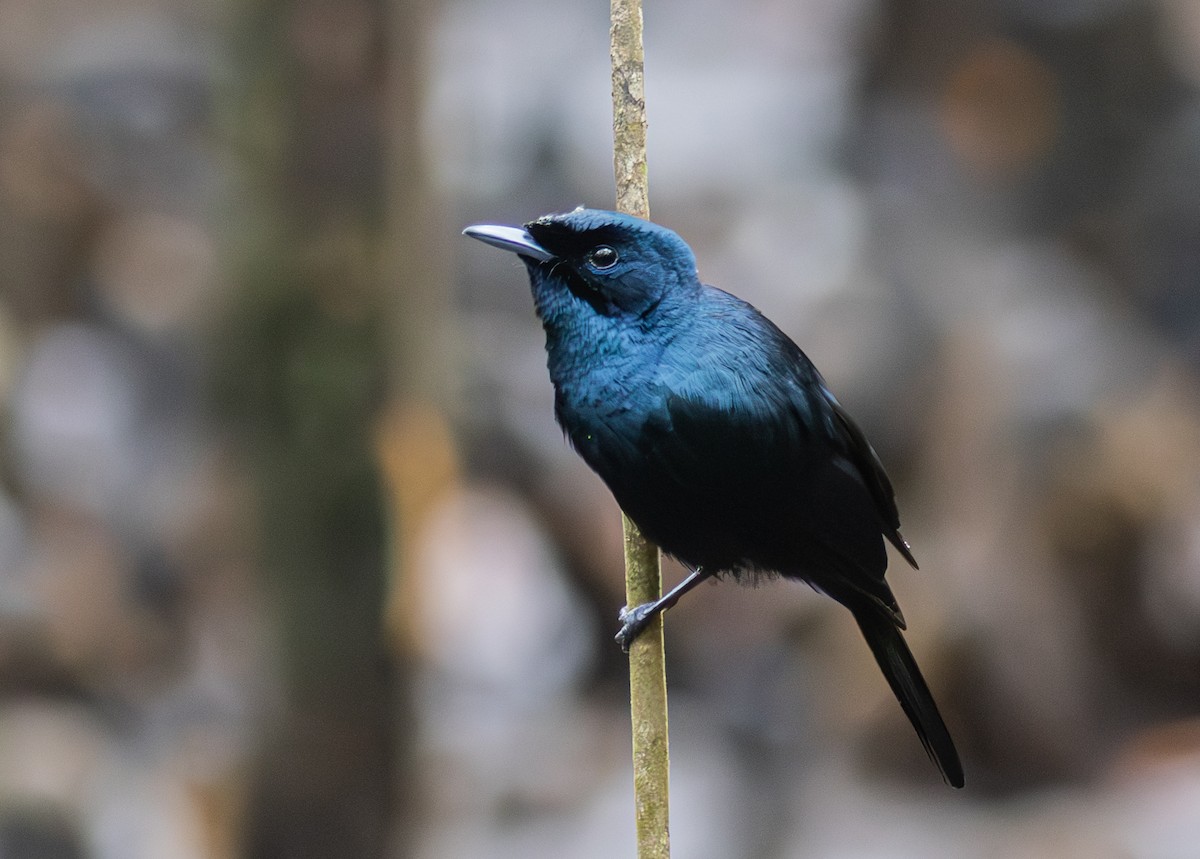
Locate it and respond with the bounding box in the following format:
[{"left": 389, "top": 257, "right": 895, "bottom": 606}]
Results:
[
  {"left": 639, "top": 311, "right": 918, "bottom": 572},
  {"left": 641, "top": 361, "right": 822, "bottom": 498},
  {"left": 820, "top": 388, "right": 919, "bottom": 569},
  {"left": 636, "top": 304, "right": 847, "bottom": 499},
  {"left": 640, "top": 377, "right": 902, "bottom": 615}
]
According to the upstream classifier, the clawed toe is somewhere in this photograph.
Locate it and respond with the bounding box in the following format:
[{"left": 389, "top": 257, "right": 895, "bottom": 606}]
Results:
[{"left": 615, "top": 603, "right": 655, "bottom": 653}]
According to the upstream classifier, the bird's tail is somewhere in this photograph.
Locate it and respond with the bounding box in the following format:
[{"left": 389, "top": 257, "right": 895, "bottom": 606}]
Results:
[{"left": 852, "top": 607, "right": 964, "bottom": 788}]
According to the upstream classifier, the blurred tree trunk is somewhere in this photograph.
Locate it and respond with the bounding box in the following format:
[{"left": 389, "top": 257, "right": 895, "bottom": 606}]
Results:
[{"left": 216, "top": 0, "right": 436, "bottom": 854}]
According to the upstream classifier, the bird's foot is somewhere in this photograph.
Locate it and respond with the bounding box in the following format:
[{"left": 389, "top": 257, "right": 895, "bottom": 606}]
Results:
[{"left": 615, "top": 602, "right": 659, "bottom": 653}]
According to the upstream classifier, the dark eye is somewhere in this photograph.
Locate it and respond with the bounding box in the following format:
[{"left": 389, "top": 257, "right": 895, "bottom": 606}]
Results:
[{"left": 586, "top": 245, "right": 619, "bottom": 270}]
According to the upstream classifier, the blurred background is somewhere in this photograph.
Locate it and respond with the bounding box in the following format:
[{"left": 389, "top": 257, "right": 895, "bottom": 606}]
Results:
[{"left": 3, "top": 0, "right": 1200, "bottom": 856}]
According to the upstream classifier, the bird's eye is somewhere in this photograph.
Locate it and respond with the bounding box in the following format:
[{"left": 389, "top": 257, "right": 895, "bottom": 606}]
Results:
[{"left": 586, "top": 245, "right": 619, "bottom": 270}]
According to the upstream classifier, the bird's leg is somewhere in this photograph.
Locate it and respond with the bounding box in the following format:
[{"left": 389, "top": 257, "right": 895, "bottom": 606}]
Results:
[{"left": 615, "top": 566, "right": 711, "bottom": 653}]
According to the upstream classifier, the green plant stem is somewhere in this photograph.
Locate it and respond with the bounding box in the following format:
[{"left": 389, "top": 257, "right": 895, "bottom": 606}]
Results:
[{"left": 611, "top": 2, "right": 670, "bottom": 856}]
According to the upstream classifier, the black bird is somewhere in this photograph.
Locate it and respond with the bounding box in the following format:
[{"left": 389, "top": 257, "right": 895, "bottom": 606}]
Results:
[{"left": 464, "top": 208, "right": 964, "bottom": 787}]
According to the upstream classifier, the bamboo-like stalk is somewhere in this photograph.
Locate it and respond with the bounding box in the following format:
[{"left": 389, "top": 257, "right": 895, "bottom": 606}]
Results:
[
  {"left": 611, "top": 0, "right": 650, "bottom": 221},
  {"left": 611, "top": 2, "right": 670, "bottom": 856}
]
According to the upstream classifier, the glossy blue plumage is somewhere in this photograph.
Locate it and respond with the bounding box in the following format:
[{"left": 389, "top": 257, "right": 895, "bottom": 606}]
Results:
[{"left": 466, "top": 207, "right": 963, "bottom": 787}]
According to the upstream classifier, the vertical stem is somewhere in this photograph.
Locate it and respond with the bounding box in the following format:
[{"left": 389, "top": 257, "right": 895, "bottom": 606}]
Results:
[
  {"left": 622, "top": 513, "right": 671, "bottom": 858},
  {"left": 611, "top": 2, "right": 670, "bottom": 856},
  {"left": 611, "top": 0, "right": 650, "bottom": 220}
]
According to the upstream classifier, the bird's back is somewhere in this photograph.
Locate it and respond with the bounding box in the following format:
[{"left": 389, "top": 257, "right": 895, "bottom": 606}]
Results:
[{"left": 555, "top": 285, "right": 891, "bottom": 586}]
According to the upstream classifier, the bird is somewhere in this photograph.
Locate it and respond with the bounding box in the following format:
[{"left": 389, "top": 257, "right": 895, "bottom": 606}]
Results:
[{"left": 463, "top": 207, "right": 964, "bottom": 788}]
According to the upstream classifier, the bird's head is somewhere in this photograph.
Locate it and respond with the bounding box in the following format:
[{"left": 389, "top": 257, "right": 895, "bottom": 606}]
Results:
[{"left": 464, "top": 208, "right": 700, "bottom": 328}]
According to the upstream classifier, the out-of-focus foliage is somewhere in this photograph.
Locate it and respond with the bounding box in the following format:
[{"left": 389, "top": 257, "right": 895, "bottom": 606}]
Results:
[{"left": 4, "top": 0, "right": 1200, "bottom": 857}]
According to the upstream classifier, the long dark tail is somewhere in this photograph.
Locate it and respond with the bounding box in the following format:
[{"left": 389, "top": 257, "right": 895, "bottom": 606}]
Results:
[{"left": 852, "top": 607, "right": 964, "bottom": 788}]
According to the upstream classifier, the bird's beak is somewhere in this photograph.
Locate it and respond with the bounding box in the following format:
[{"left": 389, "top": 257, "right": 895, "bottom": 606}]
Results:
[{"left": 462, "top": 224, "right": 555, "bottom": 262}]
